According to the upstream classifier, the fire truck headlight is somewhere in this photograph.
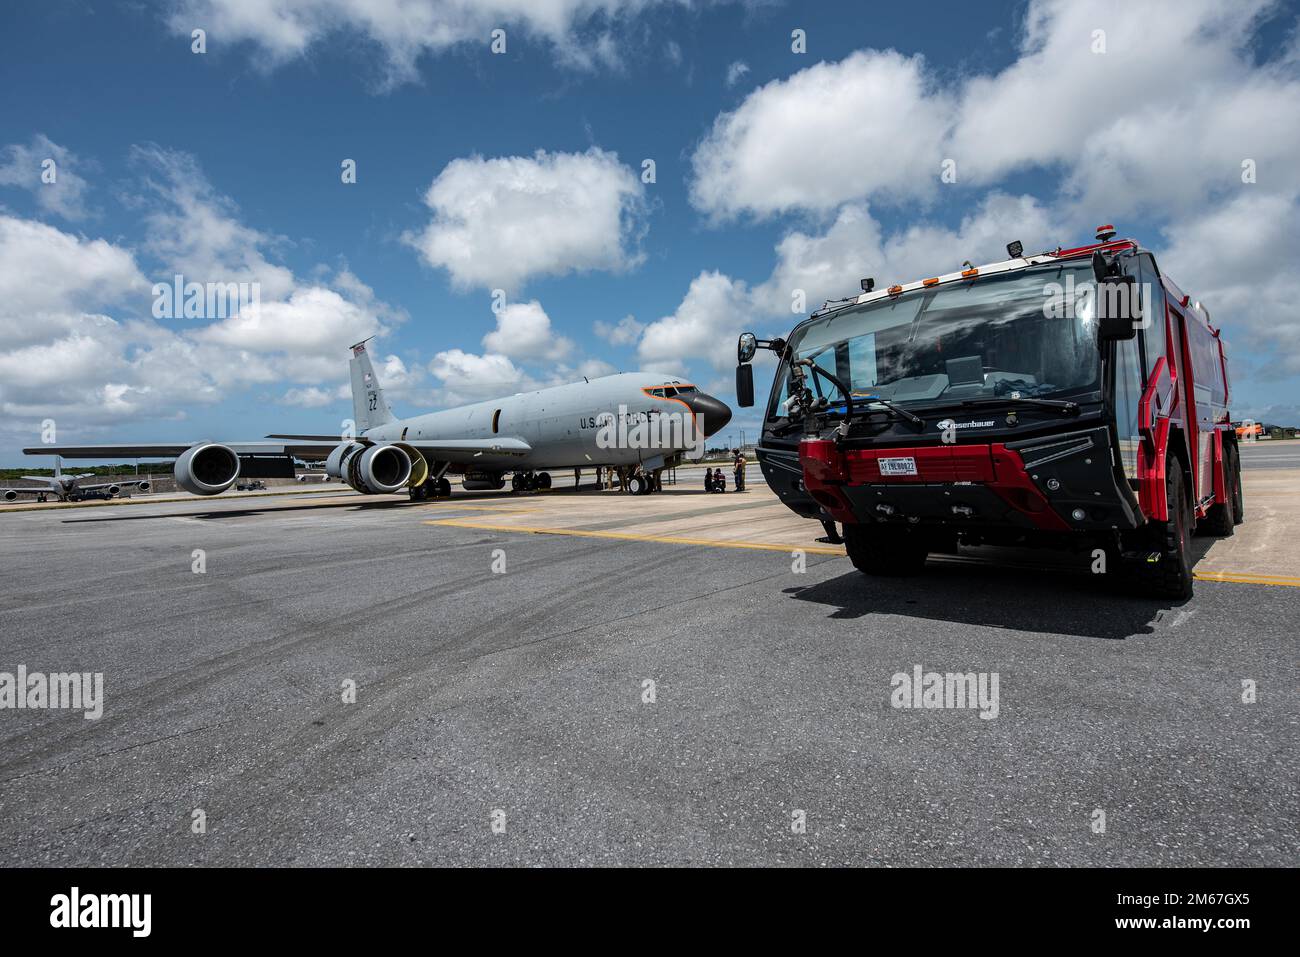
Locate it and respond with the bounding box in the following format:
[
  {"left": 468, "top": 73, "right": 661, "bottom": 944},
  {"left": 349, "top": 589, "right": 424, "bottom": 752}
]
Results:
[{"left": 1071, "top": 508, "right": 1086, "bottom": 521}]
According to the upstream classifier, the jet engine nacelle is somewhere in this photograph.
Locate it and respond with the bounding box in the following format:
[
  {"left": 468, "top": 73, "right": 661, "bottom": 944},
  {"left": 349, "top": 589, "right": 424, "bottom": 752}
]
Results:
[
  {"left": 327, "top": 441, "right": 424, "bottom": 494},
  {"left": 325, "top": 442, "right": 364, "bottom": 480},
  {"left": 105, "top": 485, "right": 121, "bottom": 497},
  {"left": 174, "top": 443, "right": 241, "bottom": 496},
  {"left": 3, "top": 490, "right": 17, "bottom": 502},
  {"left": 330, "top": 443, "right": 414, "bottom": 494},
  {"left": 137, "top": 480, "right": 152, "bottom": 493},
  {"left": 461, "top": 470, "right": 505, "bottom": 491}
]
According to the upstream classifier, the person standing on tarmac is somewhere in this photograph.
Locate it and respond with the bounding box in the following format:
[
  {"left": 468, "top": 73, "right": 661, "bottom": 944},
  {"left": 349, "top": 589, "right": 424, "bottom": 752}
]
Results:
[{"left": 733, "top": 451, "right": 747, "bottom": 491}]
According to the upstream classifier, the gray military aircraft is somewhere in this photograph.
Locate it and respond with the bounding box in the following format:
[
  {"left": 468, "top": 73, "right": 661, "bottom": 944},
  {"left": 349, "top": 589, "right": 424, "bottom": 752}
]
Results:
[
  {"left": 2, "top": 456, "right": 151, "bottom": 503},
  {"left": 23, "top": 339, "right": 732, "bottom": 499}
]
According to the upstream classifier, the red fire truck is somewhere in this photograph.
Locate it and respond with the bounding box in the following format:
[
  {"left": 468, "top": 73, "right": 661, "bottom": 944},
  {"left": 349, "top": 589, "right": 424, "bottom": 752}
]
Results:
[{"left": 735, "top": 227, "right": 1242, "bottom": 599}]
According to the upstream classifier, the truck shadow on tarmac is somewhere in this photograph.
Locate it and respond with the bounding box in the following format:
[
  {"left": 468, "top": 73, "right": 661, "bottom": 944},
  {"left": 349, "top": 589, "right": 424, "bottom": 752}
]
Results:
[{"left": 784, "top": 542, "right": 1209, "bottom": 640}]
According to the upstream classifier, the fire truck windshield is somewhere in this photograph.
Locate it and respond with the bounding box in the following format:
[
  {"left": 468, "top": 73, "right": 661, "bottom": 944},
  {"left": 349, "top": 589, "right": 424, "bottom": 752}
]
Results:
[{"left": 769, "top": 261, "right": 1101, "bottom": 419}]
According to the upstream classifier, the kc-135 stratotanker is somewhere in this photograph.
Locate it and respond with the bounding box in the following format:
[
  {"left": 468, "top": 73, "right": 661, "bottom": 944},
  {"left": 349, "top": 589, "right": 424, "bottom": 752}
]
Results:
[
  {"left": 735, "top": 226, "right": 1243, "bottom": 599},
  {"left": 24, "top": 342, "right": 732, "bottom": 499}
]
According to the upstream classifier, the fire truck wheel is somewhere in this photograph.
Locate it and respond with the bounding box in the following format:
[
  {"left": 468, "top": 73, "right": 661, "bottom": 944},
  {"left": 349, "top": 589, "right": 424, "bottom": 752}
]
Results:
[
  {"left": 1228, "top": 444, "right": 1244, "bottom": 525},
  {"left": 1200, "top": 446, "right": 1237, "bottom": 538},
  {"left": 1142, "top": 466, "right": 1194, "bottom": 601},
  {"left": 844, "top": 524, "right": 928, "bottom": 576}
]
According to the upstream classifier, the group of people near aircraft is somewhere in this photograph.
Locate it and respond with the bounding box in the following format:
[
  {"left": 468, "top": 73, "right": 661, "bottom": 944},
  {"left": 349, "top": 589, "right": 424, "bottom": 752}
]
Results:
[{"left": 705, "top": 451, "right": 747, "bottom": 493}]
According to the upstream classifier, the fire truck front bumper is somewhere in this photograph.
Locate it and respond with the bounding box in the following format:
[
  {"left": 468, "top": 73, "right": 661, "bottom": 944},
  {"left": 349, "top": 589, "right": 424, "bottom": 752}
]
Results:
[{"left": 800, "top": 425, "right": 1142, "bottom": 534}]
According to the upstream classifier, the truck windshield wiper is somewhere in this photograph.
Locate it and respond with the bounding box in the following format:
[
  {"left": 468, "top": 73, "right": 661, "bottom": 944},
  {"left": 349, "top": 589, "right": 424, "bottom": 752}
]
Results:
[
  {"left": 851, "top": 395, "right": 925, "bottom": 428},
  {"left": 915, "top": 396, "right": 1081, "bottom": 416}
]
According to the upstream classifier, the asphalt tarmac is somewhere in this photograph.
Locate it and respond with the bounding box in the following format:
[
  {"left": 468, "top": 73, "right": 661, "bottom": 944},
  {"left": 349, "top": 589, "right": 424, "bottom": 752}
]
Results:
[{"left": 0, "top": 452, "right": 1295, "bottom": 866}]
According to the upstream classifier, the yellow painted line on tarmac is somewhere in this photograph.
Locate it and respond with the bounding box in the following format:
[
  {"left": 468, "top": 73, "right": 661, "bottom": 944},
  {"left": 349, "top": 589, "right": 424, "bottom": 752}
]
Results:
[
  {"left": 1193, "top": 570, "right": 1300, "bottom": 588},
  {"left": 423, "top": 518, "right": 845, "bottom": 556},
  {"left": 416, "top": 503, "right": 541, "bottom": 514},
  {"left": 424, "top": 518, "right": 1300, "bottom": 585}
]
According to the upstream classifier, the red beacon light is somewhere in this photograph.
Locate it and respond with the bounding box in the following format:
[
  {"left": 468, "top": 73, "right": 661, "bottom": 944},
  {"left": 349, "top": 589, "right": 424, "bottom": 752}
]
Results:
[{"left": 1096, "top": 224, "right": 1117, "bottom": 242}]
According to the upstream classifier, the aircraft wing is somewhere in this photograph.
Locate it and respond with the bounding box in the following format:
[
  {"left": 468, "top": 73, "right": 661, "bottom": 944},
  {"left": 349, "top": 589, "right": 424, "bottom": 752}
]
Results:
[
  {"left": 77, "top": 480, "right": 153, "bottom": 492},
  {"left": 407, "top": 438, "right": 532, "bottom": 460},
  {"left": 22, "top": 440, "right": 346, "bottom": 461},
  {"left": 23, "top": 437, "right": 533, "bottom": 465},
  {"left": 265, "top": 434, "right": 534, "bottom": 461},
  {"left": 1, "top": 486, "right": 52, "bottom": 498}
]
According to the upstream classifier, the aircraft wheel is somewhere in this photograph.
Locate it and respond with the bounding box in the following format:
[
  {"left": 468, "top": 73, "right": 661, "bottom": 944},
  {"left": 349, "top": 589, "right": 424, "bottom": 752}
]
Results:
[
  {"left": 538, "top": 472, "right": 551, "bottom": 490},
  {"left": 438, "top": 477, "right": 451, "bottom": 497},
  {"left": 512, "top": 473, "right": 524, "bottom": 492},
  {"left": 627, "top": 474, "right": 647, "bottom": 495}
]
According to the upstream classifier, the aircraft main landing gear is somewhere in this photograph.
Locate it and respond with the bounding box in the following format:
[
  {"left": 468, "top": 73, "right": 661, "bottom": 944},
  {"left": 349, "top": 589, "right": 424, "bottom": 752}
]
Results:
[
  {"left": 409, "top": 477, "right": 452, "bottom": 502},
  {"left": 511, "top": 472, "right": 551, "bottom": 492},
  {"left": 625, "top": 467, "right": 661, "bottom": 495}
]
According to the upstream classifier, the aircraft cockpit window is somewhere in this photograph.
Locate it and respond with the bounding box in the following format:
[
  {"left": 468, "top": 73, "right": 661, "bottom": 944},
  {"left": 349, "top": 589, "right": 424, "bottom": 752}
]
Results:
[{"left": 650, "top": 384, "right": 695, "bottom": 398}]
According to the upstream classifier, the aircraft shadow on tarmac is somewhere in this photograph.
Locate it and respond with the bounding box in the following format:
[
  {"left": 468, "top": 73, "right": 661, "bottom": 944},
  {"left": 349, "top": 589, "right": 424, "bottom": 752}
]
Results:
[
  {"left": 57, "top": 483, "right": 726, "bottom": 522},
  {"left": 784, "top": 541, "right": 1207, "bottom": 641},
  {"left": 59, "top": 498, "right": 416, "bottom": 522}
]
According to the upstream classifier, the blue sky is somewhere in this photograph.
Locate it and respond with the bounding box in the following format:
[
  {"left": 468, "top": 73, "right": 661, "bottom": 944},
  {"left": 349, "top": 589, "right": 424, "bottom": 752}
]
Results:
[{"left": 1, "top": 0, "right": 1298, "bottom": 464}]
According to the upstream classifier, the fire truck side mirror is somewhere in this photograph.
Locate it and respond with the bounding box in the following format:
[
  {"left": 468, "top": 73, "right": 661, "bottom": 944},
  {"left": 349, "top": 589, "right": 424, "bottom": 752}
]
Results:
[
  {"left": 1096, "top": 275, "right": 1140, "bottom": 342},
  {"left": 738, "top": 332, "right": 758, "bottom": 364},
  {"left": 736, "top": 363, "right": 755, "bottom": 407}
]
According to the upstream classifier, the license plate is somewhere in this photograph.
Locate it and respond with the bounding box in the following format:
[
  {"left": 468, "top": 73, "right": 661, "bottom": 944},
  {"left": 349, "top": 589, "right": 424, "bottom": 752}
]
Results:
[{"left": 878, "top": 456, "right": 918, "bottom": 476}]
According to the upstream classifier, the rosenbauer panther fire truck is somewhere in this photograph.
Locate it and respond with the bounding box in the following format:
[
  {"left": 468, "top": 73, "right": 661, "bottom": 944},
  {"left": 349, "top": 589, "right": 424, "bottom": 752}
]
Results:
[{"left": 734, "top": 227, "right": 1243, "bottom": 599}]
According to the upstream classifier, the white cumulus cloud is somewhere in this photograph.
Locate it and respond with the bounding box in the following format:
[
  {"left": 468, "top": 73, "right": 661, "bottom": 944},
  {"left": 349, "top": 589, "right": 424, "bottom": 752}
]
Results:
[
  {"left": 482, "top": 300, "right": 573, "bottom": 361},
  {"left": 690, "top": 49, "right": 951, "bottom": 219},
  {"left": 593, "top": 313, "right": 644, "bottom": 346},
  {"left": 406, "top": 147, "right": 648, "bottom": 291},
  {"left": 0, "top": 134, "right": 93, "bottom": 220},
  {"left": 162, "top": 0, "right": 699, "bottom": 86}
]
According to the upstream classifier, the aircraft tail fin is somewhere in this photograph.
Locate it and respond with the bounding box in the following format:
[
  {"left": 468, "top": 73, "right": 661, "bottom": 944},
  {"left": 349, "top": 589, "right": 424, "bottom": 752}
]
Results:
[{"left": 349, "top": 338, "right": 395, "bottom": 432}]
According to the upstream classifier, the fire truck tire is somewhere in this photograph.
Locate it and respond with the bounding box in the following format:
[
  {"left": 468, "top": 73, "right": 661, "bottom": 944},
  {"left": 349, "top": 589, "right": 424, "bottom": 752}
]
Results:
[
  {"left": 844, "top": 523, "right": 928, "bottom": 576},
  {"left": 1228, "top": 444, "right": 1244, "bottom": 525},
  {"left": 1139, "top": 466, "right": 1194, "bottom": 601},
  {"left": 1200, "top": 445, "right": 1237, "bottom": 538}
]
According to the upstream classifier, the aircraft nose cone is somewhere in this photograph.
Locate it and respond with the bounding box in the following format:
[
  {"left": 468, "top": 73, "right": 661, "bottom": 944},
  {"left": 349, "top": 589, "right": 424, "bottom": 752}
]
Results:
[{"left": 682, "top": 392, "right": 732, "bottom": 437}]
